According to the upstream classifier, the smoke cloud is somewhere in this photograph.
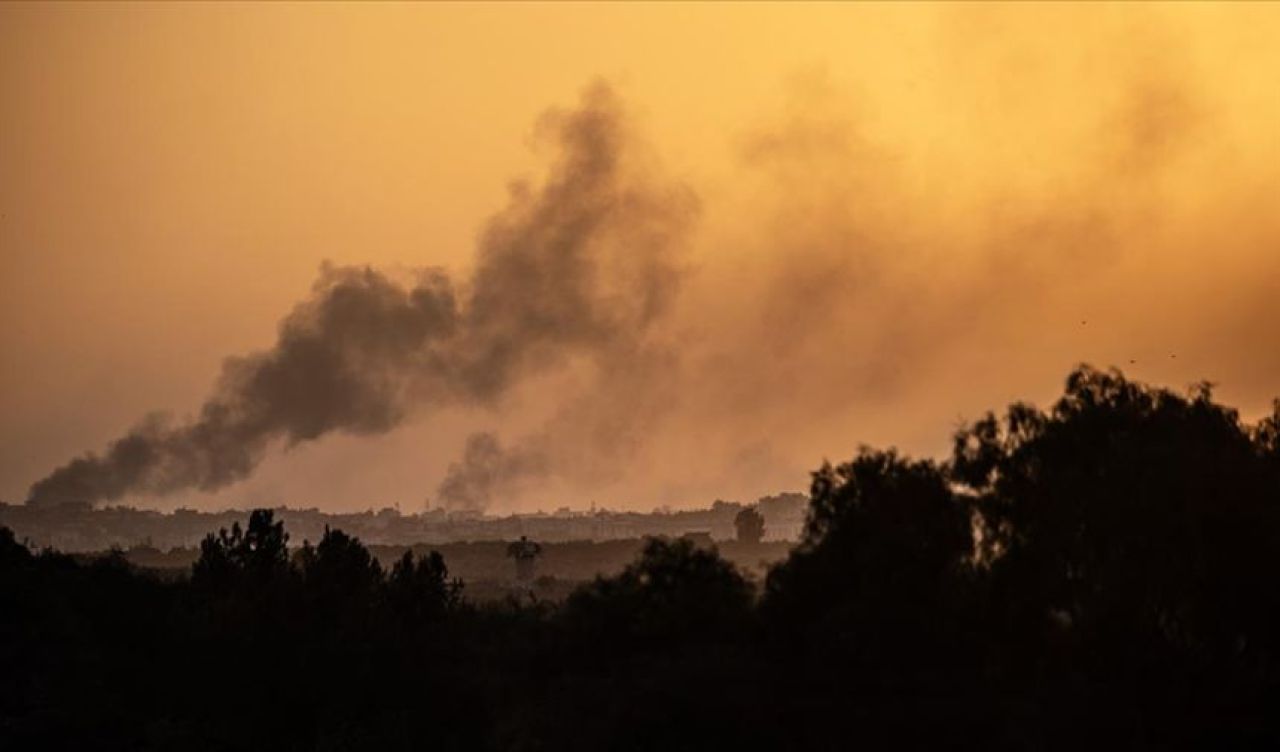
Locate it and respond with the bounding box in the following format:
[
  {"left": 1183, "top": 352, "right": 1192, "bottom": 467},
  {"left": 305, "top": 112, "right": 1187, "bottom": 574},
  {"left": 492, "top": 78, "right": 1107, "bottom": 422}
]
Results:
[
  {"left": 24, "top": 11, "right": 1280, "bottom": 512},
  {"left": 435, "top": 432, "right": 548, "bottom": 513},
  {"left": 433, "top": 32, "right": 1280, "bottom": 511},
  {"left": 28, "top": 82, "right": 697, "bottom": 507}
]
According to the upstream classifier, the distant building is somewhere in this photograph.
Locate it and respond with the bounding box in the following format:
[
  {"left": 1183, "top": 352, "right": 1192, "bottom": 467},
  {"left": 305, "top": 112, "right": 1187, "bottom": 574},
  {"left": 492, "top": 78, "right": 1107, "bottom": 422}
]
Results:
[
  {"left": 506, "top": 535, "right": 542, "bottom": 583},
  {"left": 734, "top": 507, "right": 766, "bottom": 544}
]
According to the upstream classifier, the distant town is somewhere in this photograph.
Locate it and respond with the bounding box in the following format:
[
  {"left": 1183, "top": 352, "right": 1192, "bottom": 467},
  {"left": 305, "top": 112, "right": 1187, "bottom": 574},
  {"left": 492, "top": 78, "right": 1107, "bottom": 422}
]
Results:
[{"left": 0, "top": 492, "right": 808, "bottom": 554}]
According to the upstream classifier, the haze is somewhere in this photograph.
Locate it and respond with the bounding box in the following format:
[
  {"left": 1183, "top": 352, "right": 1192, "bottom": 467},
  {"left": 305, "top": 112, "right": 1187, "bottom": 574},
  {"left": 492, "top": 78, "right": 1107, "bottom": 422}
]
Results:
[{"left": 3, "top": 3, "right": 1279, "bottom": 512}]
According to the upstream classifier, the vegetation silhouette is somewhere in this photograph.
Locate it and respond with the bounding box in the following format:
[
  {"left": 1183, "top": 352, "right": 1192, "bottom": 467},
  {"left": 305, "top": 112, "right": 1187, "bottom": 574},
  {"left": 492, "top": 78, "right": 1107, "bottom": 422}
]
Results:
[
  {"left": 506, "top": 534, "right": 543, "bottom": 585},
  {"left": 2, "top": 365, "right": 1279, "bottom": 749}
]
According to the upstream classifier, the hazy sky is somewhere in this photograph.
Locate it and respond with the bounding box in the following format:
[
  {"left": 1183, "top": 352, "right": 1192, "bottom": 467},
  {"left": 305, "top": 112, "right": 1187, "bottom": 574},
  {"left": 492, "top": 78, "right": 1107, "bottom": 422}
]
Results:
[{"left": 3, "top": 3, "right": 1279, "bottom": 512}]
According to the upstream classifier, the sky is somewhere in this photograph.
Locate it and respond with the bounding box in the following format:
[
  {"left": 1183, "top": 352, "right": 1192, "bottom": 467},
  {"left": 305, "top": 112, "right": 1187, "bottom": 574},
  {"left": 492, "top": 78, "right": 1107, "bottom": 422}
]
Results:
[{"left": 2, "top": 3, "right": 1279, "bottom": 513}]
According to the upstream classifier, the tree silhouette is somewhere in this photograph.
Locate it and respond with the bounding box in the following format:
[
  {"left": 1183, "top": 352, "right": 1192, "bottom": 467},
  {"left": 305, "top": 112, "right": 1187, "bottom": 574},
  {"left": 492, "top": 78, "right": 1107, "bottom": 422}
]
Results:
[
  {"left": 763, "top": 449, "right": 976, "bottom": 674},
  {"left": 387, "top": 549, "right": 461, "bottom": 623},
  {"left": 953, "top": 367, "right": 1280, "bottom": 660},
  {"left": 563, "top": 537, "right": 754, "bottom": 644},
  {"left": 0, "top": 525, "right": 31, "bottom": 568},
  {"left": 7, "top": 366, "right": 1280, "bottom": 749},
  {"left": 506, "top": 535, "right": 542, "bottom": 584},
  {"left": 192, "top": 509, "right": 290, "bottom": 590},
  {"left": 297, "top": 526, "right": 384, "bottom": 632}
]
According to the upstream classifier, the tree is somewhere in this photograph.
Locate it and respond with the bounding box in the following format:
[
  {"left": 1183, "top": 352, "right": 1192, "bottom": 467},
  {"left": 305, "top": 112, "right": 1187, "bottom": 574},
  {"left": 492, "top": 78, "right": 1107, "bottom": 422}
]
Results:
[
  {"left": 951, "top": 366, "right": 1280, "bottom": 670},
  {"left": 0, "top": 526, "right": 31, "bottom": 568},
  {"left": 762, "top": 449, "right": 976, "bottom": 670},
  {"left": 734, "top": 506, "right": 765, "bottom": 544},
  {"left": 562, "top": 537, "right": 754, "bottom": 643},
  {"left": 298, "top": 526, "right": 384, "bottom": 622},
  {"left": 191, "top": 509, "right": 290, "bottom": 589},
  {"left": 506, "top": 535, "right": 542, "bottom": 583},
  {"left": 387, "top": 549, "right": 461, "bottom": 623}
]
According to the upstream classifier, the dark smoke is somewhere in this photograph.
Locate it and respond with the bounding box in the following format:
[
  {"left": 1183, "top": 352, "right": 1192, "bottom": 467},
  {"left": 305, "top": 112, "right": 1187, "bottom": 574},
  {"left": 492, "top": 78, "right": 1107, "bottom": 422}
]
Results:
[
  {"left": 27, "top": 82, "right": 697, "bottom": 508},
  {"left": 28, "top": 265, "right": 460, "bottom": 505},
  {"left": 435, "top": 432, "right": 549, "bottom": 512}
]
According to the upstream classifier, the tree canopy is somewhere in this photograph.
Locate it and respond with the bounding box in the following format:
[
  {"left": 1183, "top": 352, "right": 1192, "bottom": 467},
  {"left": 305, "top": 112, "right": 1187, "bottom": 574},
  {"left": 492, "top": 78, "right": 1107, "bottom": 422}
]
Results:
[{"left": 5, "top": 365, "right": 1280, "bottom": 749}]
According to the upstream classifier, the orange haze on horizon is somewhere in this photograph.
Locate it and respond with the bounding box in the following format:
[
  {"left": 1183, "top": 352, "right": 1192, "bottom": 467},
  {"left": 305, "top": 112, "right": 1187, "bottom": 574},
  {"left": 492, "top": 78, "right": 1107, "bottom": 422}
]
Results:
[{"left": 2, "top": 3, "right": 1279, "bottom": 513}]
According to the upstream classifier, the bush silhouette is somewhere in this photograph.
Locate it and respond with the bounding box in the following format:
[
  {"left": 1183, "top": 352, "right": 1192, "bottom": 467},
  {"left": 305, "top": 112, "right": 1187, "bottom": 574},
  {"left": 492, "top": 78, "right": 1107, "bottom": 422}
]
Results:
[
  {"left": 192, "top": 508, "right": 290, "bottom": 591},
  {"left": 954, "top": 367, "right": 1280, "bottom": 666},
  {"left": 562, "top": 536, "right": 754, "bottom": 644},
  {"left": 387, "top": 548, "right": 461, "bottom": 624},
  {"left": 763, "top": 449, "right": 976, "bottom": 676}
]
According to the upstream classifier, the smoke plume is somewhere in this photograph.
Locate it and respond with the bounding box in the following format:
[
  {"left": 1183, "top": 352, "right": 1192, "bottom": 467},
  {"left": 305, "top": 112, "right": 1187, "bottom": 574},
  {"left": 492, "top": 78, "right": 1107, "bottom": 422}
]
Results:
[
  {"left": 435, "top": 433, "right": 548, "bottom": 513},
  {"left": 24, "top": 12, "right": 1280, "bottom": 513},
  {"left": 27, "top": 82, "right": 696, "bottom": 507}
]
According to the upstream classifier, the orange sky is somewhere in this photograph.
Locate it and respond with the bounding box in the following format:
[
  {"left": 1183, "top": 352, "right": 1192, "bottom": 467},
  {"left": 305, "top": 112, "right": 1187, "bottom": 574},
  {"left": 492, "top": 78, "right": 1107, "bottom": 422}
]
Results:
[{"left": 3, "top": 3, "right": 1279, "bottom": 512}]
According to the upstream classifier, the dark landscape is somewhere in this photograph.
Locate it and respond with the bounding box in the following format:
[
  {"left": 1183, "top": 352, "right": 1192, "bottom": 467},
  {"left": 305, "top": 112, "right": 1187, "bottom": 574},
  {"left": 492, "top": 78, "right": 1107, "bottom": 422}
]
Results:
[
  {"left": 6, "top": 367, "right": 1280, "bottom": 748},
  {"left": 5, "top": 4, "right": 1280, "bottom": 749}
]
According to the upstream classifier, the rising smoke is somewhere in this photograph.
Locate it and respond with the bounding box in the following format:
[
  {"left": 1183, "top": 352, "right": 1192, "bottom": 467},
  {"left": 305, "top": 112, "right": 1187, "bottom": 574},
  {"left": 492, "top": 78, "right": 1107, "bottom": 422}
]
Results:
[
  {"left": 27, "top": 82, "right": 697, "bottom": 508},
  {"left": 26, "top": 19, "right": 1280, "bottom": 512},
  {"left": 434, "top": 432, "right": 548, "bottom": 513}
]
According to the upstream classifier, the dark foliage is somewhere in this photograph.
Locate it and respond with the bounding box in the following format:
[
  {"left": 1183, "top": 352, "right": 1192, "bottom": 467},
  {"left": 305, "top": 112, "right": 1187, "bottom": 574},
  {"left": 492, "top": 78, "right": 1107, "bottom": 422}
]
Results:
[
  {"left": 562, "top": 536, "right": 754, "bottom": 645},
  {"left": 3, "top": 365, "right": 1279, "bottom": 749}
]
